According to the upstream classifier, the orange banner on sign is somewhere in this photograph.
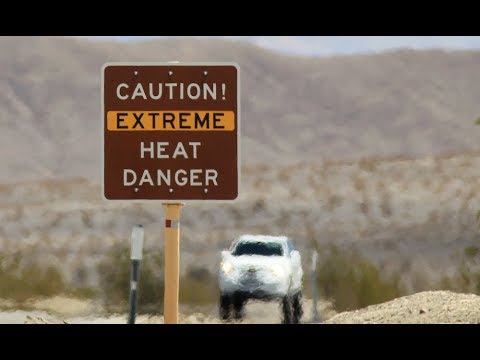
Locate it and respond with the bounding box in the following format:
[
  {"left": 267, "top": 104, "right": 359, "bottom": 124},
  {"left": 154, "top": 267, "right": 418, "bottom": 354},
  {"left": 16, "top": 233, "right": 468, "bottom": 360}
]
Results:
[{"left": 107, "top": 111, "right": 235, "bottom": 131}]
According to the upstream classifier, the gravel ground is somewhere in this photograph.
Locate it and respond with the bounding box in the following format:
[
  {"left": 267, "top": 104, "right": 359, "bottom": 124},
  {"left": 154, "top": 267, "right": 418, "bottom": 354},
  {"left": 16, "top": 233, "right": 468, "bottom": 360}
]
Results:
[{"left": 325, "top": 291, "right": 480, "bottom": 324}]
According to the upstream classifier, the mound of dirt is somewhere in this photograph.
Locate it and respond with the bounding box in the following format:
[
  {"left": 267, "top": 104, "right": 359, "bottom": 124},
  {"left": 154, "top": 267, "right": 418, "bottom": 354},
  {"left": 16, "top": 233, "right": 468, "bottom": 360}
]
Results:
[{"left": 325, "top": 291, "right": 480, "bottom": 324}]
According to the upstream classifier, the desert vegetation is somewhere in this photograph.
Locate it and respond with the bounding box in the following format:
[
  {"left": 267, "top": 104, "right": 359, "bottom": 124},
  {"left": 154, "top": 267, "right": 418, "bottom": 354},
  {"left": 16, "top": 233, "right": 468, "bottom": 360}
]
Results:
[{"left": 1, "top": 152, "right": 480, "bottom": 313}]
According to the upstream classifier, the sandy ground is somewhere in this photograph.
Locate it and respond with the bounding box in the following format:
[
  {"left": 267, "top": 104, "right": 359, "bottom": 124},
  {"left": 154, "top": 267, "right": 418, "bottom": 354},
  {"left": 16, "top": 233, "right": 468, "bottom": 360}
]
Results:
[{"left": 3, "top": 291, "right": 480, "bottom": 324}]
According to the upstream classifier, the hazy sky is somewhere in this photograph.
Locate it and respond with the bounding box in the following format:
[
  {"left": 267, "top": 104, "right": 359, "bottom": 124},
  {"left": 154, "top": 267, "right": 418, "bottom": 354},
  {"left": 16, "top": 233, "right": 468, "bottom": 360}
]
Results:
[{"left": 82, "top": 36, "right": 480, "bottom": 57}]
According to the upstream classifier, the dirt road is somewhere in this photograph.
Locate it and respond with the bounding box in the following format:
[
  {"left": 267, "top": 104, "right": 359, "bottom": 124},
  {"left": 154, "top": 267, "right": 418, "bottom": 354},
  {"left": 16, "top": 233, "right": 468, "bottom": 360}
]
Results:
[
  {"left": 2, "top": 291, "right": 480, "bottom": 324},
  {"left": 0, "top": 297, "right": 334, "bottom": 324}
]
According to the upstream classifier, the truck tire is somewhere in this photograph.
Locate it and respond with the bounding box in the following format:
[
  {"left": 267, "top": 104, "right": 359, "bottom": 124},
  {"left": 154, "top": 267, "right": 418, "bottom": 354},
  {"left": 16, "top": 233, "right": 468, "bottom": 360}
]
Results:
[
  {"left": 292, "top": 291, "right": 303, "bottom": 324},
  {"left": 232, "top": 293, "right": 245, "bottom": 320},
  {"left": 219, "top": 294, "right": 231, "bottom": 321},
  {"left": 281, "top": 296, "right": 292, "bottom": 324}
]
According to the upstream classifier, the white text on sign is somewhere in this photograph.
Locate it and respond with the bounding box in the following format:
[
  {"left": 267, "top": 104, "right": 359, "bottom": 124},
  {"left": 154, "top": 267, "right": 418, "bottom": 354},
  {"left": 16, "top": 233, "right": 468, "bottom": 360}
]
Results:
[
  {"left": 123, "top": 141, "right": 218, "bottom": 188},
  {"left": 116, "top": 82, "right": 227, "bottom": 101}
]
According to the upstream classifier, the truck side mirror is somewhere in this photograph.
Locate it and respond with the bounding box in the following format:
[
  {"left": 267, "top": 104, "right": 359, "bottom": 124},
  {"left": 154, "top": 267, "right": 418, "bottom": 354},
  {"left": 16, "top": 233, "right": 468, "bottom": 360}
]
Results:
[{"left": 291, "top": 250, "right": 301, "bottom": 262}]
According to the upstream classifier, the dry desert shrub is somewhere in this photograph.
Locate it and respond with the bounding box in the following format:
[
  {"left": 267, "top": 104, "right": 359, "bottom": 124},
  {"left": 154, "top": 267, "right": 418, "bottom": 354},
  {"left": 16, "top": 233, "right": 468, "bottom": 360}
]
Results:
[
  {"left": 313, "top": 243, "right": 403, "bottom": 312},
  {"left": 0, "top": 253, "right": 65, "bottom": 303},
  {"left": 436, "top": 246, "right": 480, "bottom": 294},
  {"left": 96, "top": 242, "right": 219, "bottom": 314}
]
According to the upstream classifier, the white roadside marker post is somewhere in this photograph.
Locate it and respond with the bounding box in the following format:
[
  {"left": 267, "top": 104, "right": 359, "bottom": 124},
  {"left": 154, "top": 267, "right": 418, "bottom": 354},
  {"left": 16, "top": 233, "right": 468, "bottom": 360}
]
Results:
[
  {"left": 311, "top": 250, "right": 320, "bottom": 323},
  {"left": 128, "top": 224, "right": 144, "bottom": 324}
]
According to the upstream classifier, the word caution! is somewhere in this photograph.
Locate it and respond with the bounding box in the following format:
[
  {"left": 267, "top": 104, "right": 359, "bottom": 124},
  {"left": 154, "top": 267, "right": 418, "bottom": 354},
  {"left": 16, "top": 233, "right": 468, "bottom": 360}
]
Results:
[{"left": 116, "top": 82, "right": 227, "bottom": 101}]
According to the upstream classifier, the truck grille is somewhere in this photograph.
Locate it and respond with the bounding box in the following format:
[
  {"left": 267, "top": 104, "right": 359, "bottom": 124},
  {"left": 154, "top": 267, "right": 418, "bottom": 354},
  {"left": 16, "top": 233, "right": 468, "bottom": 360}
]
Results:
[{"left": 240, "top": 272, "right": 260, "bottom": 287}]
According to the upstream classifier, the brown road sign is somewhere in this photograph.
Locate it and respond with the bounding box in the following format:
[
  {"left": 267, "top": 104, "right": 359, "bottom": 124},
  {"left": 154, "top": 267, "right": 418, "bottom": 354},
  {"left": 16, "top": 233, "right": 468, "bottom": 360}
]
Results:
[{"left": 102, "top": 62, "right": 240, "bottom": 201}]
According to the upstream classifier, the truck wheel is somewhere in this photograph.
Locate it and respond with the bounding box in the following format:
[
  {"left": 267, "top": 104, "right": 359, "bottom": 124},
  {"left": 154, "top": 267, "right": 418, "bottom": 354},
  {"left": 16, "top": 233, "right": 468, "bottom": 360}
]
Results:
[
  {"left": 232, "top": 294, "right": 245, "bottom": 321},
  {"left": 292, "top": 291, "right": 303, "bottom": 324},
  {"left": 281, "top": 296, "right": 292, "bottom": 324},
  {"left": 219, "top": 294, "right": 231, "bottom": 321}
]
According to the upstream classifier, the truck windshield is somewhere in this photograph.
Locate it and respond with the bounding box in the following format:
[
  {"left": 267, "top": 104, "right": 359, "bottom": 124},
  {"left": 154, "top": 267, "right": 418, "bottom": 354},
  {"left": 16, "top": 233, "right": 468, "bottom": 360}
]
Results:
[{"left": 232, "top": 241, "right": 283, "bottom": 256}]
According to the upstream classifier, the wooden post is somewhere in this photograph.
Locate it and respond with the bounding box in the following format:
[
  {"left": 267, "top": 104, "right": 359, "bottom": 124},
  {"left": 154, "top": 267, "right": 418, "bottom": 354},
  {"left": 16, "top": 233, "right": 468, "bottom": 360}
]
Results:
[{"left": 163, "top": 203, "right": 185, "bottom": 324}]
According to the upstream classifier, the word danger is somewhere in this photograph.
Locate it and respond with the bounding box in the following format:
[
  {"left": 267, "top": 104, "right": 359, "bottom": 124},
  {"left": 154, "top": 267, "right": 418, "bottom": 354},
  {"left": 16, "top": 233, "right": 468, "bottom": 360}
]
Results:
[
  {"left": 116, "top": 82, "right": 226, "bottom": 101},
  {"left": 123, "top": 169, "right": 218, "bottom": 187},
  {"left": 123, "top": 141, "right": 219, "bottom": 187}
]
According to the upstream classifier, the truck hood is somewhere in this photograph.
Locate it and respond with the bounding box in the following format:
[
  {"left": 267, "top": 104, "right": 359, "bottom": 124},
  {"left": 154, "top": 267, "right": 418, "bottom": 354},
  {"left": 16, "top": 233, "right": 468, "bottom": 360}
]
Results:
[{"left": 223, "top": 254, "right": 290, "bottom": 271}]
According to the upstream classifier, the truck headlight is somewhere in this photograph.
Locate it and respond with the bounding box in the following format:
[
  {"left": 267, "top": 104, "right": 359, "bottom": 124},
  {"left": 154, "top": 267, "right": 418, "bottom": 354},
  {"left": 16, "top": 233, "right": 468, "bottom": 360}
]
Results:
[
  {"left": 221, "top": 261, "right": 234, "bottom": 275},
  {"left": 271, "top": 264, "right": 285, "bottom": 278}
]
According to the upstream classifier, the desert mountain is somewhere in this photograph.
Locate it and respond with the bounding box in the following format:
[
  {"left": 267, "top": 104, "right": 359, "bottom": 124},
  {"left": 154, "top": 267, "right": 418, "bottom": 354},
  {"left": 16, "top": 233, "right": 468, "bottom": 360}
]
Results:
[{"left": 1, "top": 37, "right": 480, "bottom": 183}]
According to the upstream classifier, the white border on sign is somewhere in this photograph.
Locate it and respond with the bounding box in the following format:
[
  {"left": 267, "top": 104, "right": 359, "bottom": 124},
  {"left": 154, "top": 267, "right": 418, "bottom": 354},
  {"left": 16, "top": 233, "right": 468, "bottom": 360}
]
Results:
[{"left": 101, "top": 61, "right": 241, "bottom": 204}]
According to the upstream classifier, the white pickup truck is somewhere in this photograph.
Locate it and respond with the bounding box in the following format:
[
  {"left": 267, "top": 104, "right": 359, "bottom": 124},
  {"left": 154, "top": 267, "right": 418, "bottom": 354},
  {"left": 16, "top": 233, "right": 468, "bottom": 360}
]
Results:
[{"left": 218, "top": 234, "right": 304, "bottom": 323}]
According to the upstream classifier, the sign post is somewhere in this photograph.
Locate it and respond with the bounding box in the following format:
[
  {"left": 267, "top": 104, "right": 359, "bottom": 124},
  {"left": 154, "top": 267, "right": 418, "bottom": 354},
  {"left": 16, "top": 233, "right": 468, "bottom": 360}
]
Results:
[
  {"left": 102, "top": 62, "right": 240, "bottom": 324},
  {"left": 163, "top": 203, "right": 184, "bottom": 324}
]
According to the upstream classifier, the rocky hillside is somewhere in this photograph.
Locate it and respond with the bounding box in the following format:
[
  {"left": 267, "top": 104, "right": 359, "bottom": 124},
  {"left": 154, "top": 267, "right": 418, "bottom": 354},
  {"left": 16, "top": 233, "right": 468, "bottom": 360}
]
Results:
[{"left": 1, "top": 152, "right": 479, "bottom": 293}]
